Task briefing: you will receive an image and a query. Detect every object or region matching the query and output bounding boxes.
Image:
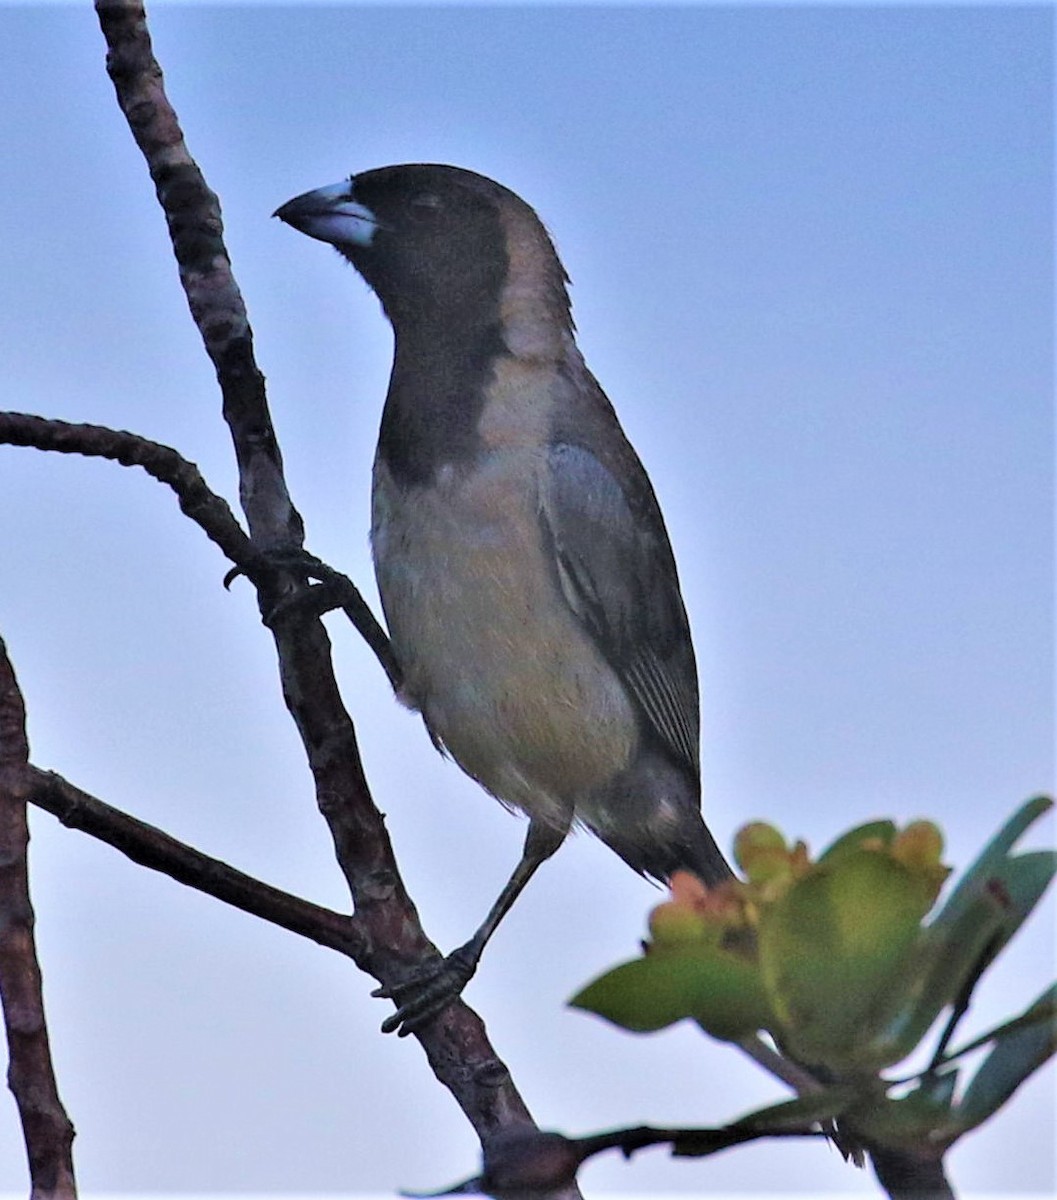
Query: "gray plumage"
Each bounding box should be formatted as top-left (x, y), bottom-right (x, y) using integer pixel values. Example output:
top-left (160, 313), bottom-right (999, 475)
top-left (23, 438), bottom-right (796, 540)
top-left (276, 164), bottom-right (730, 1032)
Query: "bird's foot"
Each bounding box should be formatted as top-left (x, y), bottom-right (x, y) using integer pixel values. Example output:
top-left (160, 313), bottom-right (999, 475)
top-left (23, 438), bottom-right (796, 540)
top-left (223, 546), bottom-right (322, 590)
top-left (226, 549), bottom-right (401, 686)
top-left (372, 943), bottom-right (480, 1037)
top-left (263, 575), bottom-right (348, 628)
top-left (225, 549), bottom-right (348, 625)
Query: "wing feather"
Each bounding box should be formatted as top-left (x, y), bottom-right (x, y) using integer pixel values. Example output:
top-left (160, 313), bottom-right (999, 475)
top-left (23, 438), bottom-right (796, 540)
top-left (540, 437), bottom-right (700, 778)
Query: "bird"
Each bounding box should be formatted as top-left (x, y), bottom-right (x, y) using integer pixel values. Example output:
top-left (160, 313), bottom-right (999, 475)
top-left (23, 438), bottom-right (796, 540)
top-left (275, 164), bottom-right (732, 1034)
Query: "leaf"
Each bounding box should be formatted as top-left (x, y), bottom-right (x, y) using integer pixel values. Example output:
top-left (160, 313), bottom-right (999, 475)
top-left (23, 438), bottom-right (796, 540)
top-left (570, 957), bottom-right (695, 1033)
top-left (848, 1070), bottom-right (958, 1150)
top-left (570, 949), bottom-right (772, 1040)
top-left (947, 984), bottom-right (1057, 1138)
top-left (865, 811), bottom-right (1055, 1066)
top-left (757, 849), bottom-right (928, 1068)
top-left (983, 849), bottom-right (1057, 960)
top-left (817, 820), bottom-right (897, 864)
top-left (928, 796), bottom-right (1052, 935)
top-left (865, 887), bottom-right (1006, 1066)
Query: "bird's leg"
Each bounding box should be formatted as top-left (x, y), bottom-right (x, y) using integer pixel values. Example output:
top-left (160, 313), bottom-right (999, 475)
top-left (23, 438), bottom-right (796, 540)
top-left (375, 817), bottom-right (567, 1036)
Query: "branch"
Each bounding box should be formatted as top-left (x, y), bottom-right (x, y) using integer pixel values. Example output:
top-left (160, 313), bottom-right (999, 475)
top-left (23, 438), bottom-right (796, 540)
top-left (0, 413), bottom-right (397, 686)
top-left (95, 0), bottom-right (300, 554)
top-left (0, 411), bottom-right (257, 572)
top-left (92, 0), bottom-right (568, 1177)
top-left (259, 552), bottom-right (403, 693)
top-left (869, 1144), bottom-right (955, 1200)
top-left (23, 766), bottom-right (364, 959)
top-left (736, 1033), bottom-right (828, 1096)
top-left (0, 638), bottom-right (77, 1199)
top-left (404, 1121), bottom-right (824, 1198)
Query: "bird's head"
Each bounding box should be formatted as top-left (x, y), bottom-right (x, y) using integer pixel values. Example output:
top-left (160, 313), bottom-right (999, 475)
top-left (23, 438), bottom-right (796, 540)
top-left (275, 163), bottom-right (572, 351)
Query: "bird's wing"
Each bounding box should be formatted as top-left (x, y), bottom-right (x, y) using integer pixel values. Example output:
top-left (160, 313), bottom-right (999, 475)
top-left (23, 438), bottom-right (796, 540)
top-left (539, 435), bottom-right (700, 777)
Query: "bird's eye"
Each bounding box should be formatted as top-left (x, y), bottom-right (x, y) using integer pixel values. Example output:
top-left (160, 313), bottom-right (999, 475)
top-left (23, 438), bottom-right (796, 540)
top-left (409, 192), bottom-right (443, 219)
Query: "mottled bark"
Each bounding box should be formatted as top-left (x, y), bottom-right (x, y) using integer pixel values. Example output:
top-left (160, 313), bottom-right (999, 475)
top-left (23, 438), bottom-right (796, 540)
top-left (0, 640), bottom-right (77, 1199)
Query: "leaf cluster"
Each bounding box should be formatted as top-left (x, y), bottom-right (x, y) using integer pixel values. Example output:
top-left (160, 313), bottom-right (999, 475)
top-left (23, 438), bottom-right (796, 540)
top-left (572, 797), bottom-right (1055, 1154)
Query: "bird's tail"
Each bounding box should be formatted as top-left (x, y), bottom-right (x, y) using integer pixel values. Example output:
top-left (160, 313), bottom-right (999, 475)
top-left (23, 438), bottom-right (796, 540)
top-left (595, 807), bottom-right (736, 888)
top-left (675, 813), bottom-right (736, 888)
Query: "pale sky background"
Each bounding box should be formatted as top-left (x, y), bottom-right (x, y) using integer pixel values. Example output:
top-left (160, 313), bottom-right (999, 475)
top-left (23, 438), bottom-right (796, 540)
top-left (0, 2), bottom-right (1053, 1197)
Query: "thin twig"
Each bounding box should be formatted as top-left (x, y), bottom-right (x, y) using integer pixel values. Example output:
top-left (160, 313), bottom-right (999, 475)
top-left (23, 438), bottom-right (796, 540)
top-left (24, 767), bottom-right (364, 959)
top-left (96, 0), bottom-right (300, 554)
top-left (404, 1121), bottom-right (825, 1198)
top-left (737, 1033), bottom-right (825, 1095)
top-left (0, 412), bottom-right (257, 572)
top-left (0, 412), bottom-right (397, 685)
top-left (0, 638), bottom-right (77, 1200)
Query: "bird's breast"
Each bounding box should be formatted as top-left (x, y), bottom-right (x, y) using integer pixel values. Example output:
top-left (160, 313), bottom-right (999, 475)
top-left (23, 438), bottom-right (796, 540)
top-left (371, 446), bottom-right (636, 818)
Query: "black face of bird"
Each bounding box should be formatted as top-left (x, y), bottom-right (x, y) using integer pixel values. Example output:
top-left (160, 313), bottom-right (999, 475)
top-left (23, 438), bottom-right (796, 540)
top-left (275, 164), bottom-right (512, 329)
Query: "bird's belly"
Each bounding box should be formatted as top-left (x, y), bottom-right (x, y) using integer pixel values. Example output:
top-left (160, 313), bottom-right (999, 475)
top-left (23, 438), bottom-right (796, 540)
top-left (372, 454), bottom-right (636, 819)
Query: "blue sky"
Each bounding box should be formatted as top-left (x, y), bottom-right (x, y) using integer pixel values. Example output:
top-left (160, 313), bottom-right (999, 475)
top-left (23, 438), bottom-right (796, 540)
top-left (0, 4), bottom-right (1053, 1196)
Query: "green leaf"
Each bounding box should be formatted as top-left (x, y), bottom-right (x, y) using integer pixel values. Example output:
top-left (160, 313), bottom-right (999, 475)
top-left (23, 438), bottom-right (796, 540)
top-left (929, 796), bottom-right (1052, 936)
top-left (984, 849), bottom-right (1057, 960)
top-left (757, 849), bottom-right (928, 1068)
top-left (865, 809), bottom-right (1055, 1066)
top-left (848, 1071), bottom-right (958, 1150)
top-left (570, 958), bottom-right (693, 1032)
top-left (817, 821), bottom-right (897, 864)
top-left (947, 984), bottom-right (1057, 1138)
top-left (570, 949), bottom-right (772, 1040)
top-left (865, 887), bottom-right (1006, 1066)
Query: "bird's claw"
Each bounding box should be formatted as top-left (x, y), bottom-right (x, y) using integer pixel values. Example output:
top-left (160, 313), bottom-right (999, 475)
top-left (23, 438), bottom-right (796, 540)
top-left (373, 946), bottom-right (479, 1036)
top-left (225, 547), bottom-right (402, 688)
top-left (228, 548), bottom-right (349, 627)
top-left (222, 548), bottom-right (327, 592)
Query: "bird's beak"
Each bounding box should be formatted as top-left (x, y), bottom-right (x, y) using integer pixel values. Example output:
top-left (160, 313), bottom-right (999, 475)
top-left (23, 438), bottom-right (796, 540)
top-left (273, 180), bottom-right (378, 248)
